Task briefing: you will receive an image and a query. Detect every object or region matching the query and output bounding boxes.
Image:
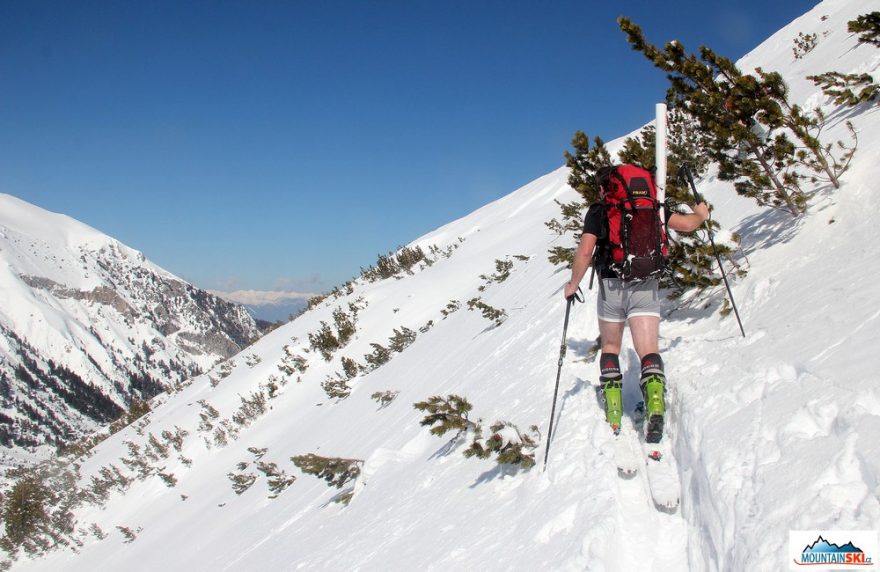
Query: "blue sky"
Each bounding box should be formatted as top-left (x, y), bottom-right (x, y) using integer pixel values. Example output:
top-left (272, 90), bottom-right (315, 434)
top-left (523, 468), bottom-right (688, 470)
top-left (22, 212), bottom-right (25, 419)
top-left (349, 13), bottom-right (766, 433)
top-left (0, 0), bottom-right (814, 296)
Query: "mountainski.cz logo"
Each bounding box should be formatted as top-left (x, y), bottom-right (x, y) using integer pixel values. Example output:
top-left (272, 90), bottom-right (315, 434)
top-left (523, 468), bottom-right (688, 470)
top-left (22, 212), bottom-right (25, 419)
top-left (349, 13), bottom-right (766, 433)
top-left (790, 531), bottom-right (877, 569)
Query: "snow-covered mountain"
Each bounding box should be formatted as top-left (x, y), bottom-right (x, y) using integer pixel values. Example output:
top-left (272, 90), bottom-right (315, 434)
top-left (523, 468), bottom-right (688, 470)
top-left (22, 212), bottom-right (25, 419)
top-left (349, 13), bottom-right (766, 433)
top-left (4, 0), bottom-right (880, 570)
top-left (0, 194), bottom-right (261, 464)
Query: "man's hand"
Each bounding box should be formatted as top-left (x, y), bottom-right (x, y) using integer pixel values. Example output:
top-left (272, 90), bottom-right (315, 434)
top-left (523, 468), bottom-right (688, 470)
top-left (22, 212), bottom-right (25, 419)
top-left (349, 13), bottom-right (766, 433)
top-left (563, 281), bottom-right (579, 300)
top-left (692, 202), bottom-right (710, 223)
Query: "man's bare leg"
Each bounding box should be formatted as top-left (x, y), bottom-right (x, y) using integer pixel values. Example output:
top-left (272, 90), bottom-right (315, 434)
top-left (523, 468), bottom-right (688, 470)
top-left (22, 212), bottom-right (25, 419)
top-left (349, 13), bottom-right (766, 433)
top-left (628, 315), bottom-right (660, 360)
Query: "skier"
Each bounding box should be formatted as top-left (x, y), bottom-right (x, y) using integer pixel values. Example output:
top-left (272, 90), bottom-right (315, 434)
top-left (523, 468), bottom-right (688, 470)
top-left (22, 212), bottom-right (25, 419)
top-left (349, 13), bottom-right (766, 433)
top-left (562, 193), bottom-right (709, 442)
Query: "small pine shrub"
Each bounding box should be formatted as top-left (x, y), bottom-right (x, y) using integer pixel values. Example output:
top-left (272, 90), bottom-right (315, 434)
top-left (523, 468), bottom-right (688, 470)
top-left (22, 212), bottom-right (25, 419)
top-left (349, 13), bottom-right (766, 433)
top-left (278, 345), bottom-right (308, 376)
top-left (146, 433), bottom-right (170, 461)
top-left (413, 395), bottom-right (478, 438)
top-left (307, 292), bottom-right (329, 311)
top-left (308, 322), bottom-right (340, 362)
top-left (89, 523), bottom-right (107, 540)
top-left (247, 447), bottom-right (268, 460)
top-left (197, 400), bottom-right (220, 433)
top-left (121, 442), bottom-right (152, 479)
top-left (321, 375), bottom-right (351, 400)
top-left (291, 454), bottom-right (363, 490)
top-left (463, 422), bottom-right (540, 470)
top-left (340, 356), bottom-right (361, 380)
top-left (440, 300), bottom-right (461, 319)
top-left (332, 307), bottom-right (356, 346)
top-left (161, 427), bottom-right (188, 453)
top-left (117, 526), bottom-right (137, 543)
top-left (546, 246), bottom-right (575, 268)
top-left (157, 471), bottom-right (177, 488)
top-left (792, 31), bottom-right (818, 59)
top-left (479, 259), bottom-right (514, 285)
top-left (217, 360), bottom-right (235, 379)
top-left (361, 246), bottom-right (428, 282)
top-left (388, 327), bottom-right (417, 353)
top-left (231, 391), bottom-right (268, 427)
top-left (466, 298), bottom-right (507, 327)
top-left (371, 390), bottom-right (400, 409)
top-left (256, 462), bottom-right (296, 498)
top-left (364, 343), bottom-right (391, 371)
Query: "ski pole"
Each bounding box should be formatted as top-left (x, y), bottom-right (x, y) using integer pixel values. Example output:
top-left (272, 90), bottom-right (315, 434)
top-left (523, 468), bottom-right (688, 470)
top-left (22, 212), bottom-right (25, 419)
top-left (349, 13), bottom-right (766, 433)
top-left (679, 163), bottom-right (746, 338)
top-left (543, 287), bottom-right (584, 472)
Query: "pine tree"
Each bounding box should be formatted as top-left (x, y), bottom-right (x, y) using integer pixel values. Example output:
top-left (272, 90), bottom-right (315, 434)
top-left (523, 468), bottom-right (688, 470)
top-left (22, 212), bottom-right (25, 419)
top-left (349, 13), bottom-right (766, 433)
top-left (755, 68), bottom-right (855, 189)
top-left (564, 131), bottom-right (613, 203)
top-left (618, 17), bottom-right (808, 216)
top-left (2, 477), bottom-right (47, 546)
top-left (849, 12), bottom-right (880, 47)
top-left (807, 72), bottom-right (879, 106)
top-left (547, 133), bottom-right (612, 267)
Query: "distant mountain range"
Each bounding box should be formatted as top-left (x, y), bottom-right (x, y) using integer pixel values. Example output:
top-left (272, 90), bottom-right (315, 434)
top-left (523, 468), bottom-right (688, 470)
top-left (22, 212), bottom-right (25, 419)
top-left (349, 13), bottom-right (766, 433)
top-left (210, 290), bottom-right (311, 323)
top-left (0, 193), bottom-right (261, 465)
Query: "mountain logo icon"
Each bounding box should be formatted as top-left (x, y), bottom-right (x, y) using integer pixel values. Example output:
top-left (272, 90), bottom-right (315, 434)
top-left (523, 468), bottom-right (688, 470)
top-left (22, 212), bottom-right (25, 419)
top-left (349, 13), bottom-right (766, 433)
top-left (791, 532), bottom-right (876, 568)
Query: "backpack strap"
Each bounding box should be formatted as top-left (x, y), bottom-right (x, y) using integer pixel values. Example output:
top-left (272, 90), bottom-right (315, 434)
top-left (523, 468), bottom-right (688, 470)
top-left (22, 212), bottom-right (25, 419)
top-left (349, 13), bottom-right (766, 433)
top-left (609, 168), bottom-right (637, 210)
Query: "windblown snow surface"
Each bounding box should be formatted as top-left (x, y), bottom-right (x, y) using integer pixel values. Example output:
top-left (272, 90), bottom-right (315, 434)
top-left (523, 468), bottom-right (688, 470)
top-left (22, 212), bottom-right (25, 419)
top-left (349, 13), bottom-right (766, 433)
top-left (11, 0), bottom-right (880, 570)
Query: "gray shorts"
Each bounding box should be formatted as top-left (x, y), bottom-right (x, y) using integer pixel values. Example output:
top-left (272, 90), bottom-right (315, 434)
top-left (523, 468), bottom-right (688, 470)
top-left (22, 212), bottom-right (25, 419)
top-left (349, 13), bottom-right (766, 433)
top-left (597, 278), bottom-right (661, 323)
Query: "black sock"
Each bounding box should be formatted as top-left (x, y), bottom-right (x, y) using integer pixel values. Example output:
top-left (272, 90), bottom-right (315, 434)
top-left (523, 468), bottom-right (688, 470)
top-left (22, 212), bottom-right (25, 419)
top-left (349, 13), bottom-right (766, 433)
top-left (600, 353), bottom-right (622, 381)
top-left (640, 353), bottom-right (664, 379)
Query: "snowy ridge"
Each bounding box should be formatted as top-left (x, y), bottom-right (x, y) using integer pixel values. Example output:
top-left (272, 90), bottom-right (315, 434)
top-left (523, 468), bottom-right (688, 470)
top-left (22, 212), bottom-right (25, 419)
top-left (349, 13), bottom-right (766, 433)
top-left (0, 193), bottom-right (260, 464)
top-left (7, 0), bottom-right (880, 570)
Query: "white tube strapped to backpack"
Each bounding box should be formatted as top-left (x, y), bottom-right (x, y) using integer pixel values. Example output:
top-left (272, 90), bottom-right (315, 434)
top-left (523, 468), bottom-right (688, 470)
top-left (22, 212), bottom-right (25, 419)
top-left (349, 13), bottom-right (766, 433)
top-left (655, 103), bottom-right (667, 223)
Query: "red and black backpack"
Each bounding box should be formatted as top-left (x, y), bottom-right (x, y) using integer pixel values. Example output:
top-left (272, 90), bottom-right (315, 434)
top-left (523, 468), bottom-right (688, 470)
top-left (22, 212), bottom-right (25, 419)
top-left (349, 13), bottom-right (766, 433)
top-left (594, 164), bottom-right (669, 281)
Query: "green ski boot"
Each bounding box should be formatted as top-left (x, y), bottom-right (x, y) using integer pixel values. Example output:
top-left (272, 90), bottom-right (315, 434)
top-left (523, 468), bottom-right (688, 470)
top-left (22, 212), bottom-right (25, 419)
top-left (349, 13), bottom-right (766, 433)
top-left (640, 374), bottom-right (666, 443)
top-left (600, 377), bottom-right (623, 434)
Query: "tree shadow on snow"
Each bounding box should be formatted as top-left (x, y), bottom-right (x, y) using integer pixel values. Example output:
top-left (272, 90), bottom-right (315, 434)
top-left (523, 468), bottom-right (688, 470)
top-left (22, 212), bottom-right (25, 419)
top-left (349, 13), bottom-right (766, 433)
top-left (429, 434), bottom-right (468, 460)
top-left (824, 98), bottom-right (879, 128)
top-left (469, 463), bottom-right (531, 487)
top-left (567, 336), bottom-right (601, 362)
top-left (735, 205), bottom-right (805, 254)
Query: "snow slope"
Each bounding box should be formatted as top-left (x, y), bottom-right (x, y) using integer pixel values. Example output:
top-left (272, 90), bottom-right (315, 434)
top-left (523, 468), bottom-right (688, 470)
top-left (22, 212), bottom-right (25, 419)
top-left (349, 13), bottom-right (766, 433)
top-left (6, 0), bottom-right (879, 570)
top-left (0, 193), bottom-right (260, 464)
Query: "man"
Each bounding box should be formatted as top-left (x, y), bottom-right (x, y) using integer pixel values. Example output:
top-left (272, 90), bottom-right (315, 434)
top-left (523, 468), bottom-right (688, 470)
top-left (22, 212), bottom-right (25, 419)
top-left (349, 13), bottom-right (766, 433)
top-left (563, 199), bottom-right (709, 442)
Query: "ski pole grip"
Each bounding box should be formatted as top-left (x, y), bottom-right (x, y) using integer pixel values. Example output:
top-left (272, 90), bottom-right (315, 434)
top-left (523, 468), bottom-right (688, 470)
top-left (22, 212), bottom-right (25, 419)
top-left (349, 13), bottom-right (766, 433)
top-left (566, 286), bottom-right (585, 304)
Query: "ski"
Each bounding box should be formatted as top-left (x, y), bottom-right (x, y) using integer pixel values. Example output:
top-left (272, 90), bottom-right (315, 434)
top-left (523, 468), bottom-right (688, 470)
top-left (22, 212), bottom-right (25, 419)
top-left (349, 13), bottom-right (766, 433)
top-left (635, 402), bottom-right (681, 510)
top-left (611, 429), bottom-right (639, 477)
